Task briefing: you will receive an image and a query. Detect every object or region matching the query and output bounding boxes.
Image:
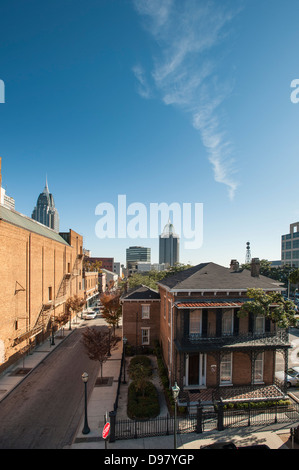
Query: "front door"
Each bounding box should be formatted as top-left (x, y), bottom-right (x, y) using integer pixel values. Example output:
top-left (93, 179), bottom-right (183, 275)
top-left (189, 354), bottom-right (199, 385)
top-left (188, 353), bottom-right (206, 386)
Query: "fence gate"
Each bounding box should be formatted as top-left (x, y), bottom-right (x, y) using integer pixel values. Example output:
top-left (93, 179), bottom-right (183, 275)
top-left (201, 408), bottom-right (218, 432)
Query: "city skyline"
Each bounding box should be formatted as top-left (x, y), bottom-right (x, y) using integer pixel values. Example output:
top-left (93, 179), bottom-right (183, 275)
top-left (0, 1), bottom-right (299, 267)
top-left (31, 177), bottom-right (60, 232)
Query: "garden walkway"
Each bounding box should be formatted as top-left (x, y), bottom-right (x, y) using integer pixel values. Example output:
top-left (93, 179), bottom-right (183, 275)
top-left (115, 354), bottom-right (169, 420)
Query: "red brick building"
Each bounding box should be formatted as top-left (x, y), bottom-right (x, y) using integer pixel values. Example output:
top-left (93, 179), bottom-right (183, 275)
top-left (121, 259), bottom-right (291, 405)
top-left (0, 204), bottom-right (85, 371)
top-left (87, 257), bottom-right (114, 272)
top-left (121, 285), bottom-right (160, 350)
top-left (84, 271), bottom-right (99, 307)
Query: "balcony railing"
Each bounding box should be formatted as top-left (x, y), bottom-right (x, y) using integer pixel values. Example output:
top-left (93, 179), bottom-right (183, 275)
top-left (177, 329), bottom-right (290, 350)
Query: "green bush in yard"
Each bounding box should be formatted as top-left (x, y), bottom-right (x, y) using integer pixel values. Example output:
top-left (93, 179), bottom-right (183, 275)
top-left (129, 355), bottom-right (152, 374)
top-left (127, 380), bottom-right (160, 419)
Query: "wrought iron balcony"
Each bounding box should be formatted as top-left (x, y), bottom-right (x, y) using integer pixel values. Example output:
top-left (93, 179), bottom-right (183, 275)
top-left (175, 329), bottom-right (290, 352)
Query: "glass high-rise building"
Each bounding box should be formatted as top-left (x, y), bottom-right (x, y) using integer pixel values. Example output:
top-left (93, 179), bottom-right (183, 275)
top-left (159, 220), bottom-right (179, 267)
top-left (126, 246), bottom-right (151, 275)
top-left (32, 179), bottom-right (59, 232)
top-left (281, 222), bottom-right (299, 268)
top-left (126, 246), bottom-right (151, 265)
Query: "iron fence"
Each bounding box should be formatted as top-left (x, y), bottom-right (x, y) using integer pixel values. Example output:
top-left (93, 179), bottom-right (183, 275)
top-left (114, 414), bottom-right (198, 440)
top-left (111, 402), bottom-right (299, 441)
top-left (224, 403), bottom-right (299, 429)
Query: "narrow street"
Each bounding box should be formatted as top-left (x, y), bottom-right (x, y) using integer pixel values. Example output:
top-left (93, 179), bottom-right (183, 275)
top-left (0, 323), bottom-right (102, 449)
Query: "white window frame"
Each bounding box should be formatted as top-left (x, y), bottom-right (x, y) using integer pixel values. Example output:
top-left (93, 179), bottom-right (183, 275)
top-left (222, 309), bottom-right (234, 336)
top-left (253, 352), bottom-right (264, 383)
top-left (255, 315), bottom-right (265, 334)
top-left (141, 328), bottom-right (150, 345)
top-left (141, 304), bottom-right (150, 319)
top-left (220, 352), bottom-right (233, 385)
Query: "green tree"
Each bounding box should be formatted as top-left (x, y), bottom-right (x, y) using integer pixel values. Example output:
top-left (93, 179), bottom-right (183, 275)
top-left (126, 264), bottom-right (193, 291)
top-left (241, 260), bottom-right (296, 288)
top-left (129, 362), bottom-right (152, 397)
top-left (238, 288), bottom-right (297, 328)
top-left (289, 268), bottom-right (299, 286)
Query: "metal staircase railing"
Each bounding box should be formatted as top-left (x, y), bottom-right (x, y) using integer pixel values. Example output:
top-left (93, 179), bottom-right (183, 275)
top-left (13, 253), bottom-right (83, 345)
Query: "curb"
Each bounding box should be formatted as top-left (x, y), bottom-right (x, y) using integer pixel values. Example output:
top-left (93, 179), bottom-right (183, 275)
top-left (0, 325), bottom-right (77, 403)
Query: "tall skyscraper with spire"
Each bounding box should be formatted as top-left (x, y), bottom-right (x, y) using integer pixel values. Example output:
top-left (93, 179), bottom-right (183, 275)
top-left (31, 178), bottom-right (59, 232)
top-left (159, 219), bottom-right (180, 266)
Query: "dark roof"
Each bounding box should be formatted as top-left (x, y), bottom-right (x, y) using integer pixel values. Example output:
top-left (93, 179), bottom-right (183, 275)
top-left (0, 205), bottom-right (69, 246)
top-left (122, 285), bottom-right (160, 300)
top-left (158, 262), bottom-right (284, 291)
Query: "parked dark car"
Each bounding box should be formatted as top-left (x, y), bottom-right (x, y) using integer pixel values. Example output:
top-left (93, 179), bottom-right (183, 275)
top-left (200, 441), bottom-right (270, 449)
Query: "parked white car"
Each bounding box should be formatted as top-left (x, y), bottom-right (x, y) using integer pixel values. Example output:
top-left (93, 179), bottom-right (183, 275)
top-left (275, 367), bottom-right (299, 388)
top-left (84, 311), bottom-right (97, 320)
top-left (82, 308), bottom-right (96, 319)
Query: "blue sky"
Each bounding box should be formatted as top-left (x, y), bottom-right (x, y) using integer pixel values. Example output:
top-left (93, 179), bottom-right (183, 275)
top-left (1, 0), bottom-right (299, 267)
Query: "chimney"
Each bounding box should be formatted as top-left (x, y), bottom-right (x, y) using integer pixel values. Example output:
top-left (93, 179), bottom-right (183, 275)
top-left (230, 259), bottom-right (239, 272)
top-left (251, 258), bottom-right (260, 277)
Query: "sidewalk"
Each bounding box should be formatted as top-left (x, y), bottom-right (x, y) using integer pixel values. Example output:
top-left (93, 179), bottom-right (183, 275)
top-left (0, 318), bottom-right (297, 450)
top-left (0, 323), bottom-right (77, 403)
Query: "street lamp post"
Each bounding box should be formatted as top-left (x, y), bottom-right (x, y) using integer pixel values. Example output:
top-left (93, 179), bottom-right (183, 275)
top-left (82, 372), bottom-right (90, 435)
top-left (172, 382), bottom-right (180, 450)
top-left (122, 336), bottom-right (127, 384)
top-left (51, 326), bottom-right (55, 346)
top-left (107, 327), bottom-right (111, 357)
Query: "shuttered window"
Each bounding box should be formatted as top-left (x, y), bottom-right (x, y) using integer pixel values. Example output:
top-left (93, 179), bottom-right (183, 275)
top-left (220, 353), bottom-right (232, 384)
top-left (222, 310), bottom-right (233, 335)
top-left (189, 310), bottom-right (201, 334)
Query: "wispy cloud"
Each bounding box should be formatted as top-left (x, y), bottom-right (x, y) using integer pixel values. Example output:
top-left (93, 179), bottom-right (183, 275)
top-left (132, 0), bottom-right (241, 199)
top-left (132, 64), bottom-right (152, 99)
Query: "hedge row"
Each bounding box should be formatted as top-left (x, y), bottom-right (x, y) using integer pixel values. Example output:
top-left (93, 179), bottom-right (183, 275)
top-left (216, 399), bottom-right (291, 411)
top-left (153, 341), bottom-right (175, 413)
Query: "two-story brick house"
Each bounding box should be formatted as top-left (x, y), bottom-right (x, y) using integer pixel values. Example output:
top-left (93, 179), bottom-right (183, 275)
top-left (121, 285), bottom-right (161, 350)
top-left (157, 259), bottom-right (290, 406)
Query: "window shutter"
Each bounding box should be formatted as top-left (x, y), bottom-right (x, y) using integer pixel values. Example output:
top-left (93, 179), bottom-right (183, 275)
top-left (248, 312), bottom-right (254, 333)
top-left (216, 309), bottom-right (222, 337)
top-left (183, 310), bottom-right (189, 336)
top-left (234, 310), bottom-right (239, 336)
top-left (265, 317), bottom-right (271, 332)
top-left (202, 310), bottom-right (208, 337)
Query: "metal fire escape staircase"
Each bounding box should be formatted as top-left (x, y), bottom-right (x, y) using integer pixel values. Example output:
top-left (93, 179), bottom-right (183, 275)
top-left (13, 254), bottom-right (83, 345)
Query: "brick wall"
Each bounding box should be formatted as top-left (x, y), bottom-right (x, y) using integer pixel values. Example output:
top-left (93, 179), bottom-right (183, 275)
top-left (0, 219), bottom-right (84, 369)
top-left (122, 299), bottom-right (160, 349)
top-left (84, 271), bottom-right (99, 300)
top-left (157, 287), bottom-right (279, 389)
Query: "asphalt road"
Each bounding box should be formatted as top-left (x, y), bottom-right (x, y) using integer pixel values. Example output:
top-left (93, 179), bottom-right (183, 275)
top-left (0, 323), bottom-right (102, 449)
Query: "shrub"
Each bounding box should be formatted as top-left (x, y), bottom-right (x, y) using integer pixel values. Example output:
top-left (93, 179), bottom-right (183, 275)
top-left (127, 381), bottom-right (160, 419)
top-left (222, 399), bottom-right (291, 410)
top-left (129, 355), bottom-right (152, 372)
